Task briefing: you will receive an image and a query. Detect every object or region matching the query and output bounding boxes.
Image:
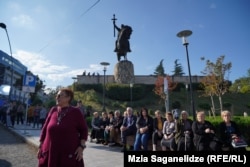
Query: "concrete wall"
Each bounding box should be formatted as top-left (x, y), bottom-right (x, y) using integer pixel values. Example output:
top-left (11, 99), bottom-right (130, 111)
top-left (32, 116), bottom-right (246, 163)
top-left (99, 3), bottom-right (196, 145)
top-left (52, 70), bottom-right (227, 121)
top-left (76, 75), bottom-right (204, 85)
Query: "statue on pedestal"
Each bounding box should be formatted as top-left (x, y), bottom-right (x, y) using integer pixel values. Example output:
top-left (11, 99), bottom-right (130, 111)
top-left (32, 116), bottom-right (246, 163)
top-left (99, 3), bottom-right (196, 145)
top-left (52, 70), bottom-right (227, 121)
top-left (112, 14), bottom-right (134, 84)
top-left (112, 14), bottom-right (132, 62)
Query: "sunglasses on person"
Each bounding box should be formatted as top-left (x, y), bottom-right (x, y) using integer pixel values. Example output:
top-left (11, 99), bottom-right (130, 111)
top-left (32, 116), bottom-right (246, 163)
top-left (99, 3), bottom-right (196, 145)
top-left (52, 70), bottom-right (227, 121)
top-left (56, 94), bottom-right (67, 98)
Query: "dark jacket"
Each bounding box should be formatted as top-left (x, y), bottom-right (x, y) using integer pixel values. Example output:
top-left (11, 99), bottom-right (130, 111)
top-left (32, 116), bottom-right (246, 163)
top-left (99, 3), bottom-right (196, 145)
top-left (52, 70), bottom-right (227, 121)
top-left (113, 115), bottom-right (123, 129)
top-left (136, 115), bottom-right (154, 134)
top-left (219, 121), bottom-right (241, 145)
top-left (122, 114), bottom-right (137, 131)
top-left (100, 117), bottom-right (109, 129)
top-left (91, 116), bottom-right (101, 130)
top-left (175, 118), bottom-right (193, 144)
top-left (192, 120), bottom-right (217, 147)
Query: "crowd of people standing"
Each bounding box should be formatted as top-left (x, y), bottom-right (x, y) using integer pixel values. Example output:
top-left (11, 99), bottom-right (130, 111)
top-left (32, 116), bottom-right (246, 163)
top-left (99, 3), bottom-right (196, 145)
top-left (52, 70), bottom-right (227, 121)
top-left (0, 101), bottom-right (48, 129)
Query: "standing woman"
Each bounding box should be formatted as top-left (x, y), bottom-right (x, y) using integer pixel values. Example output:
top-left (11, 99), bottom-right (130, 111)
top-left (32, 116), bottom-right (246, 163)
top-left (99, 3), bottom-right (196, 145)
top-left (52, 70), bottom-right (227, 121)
top-left (133, 107), bottom-right (153, 151)
top-left (38, 88), bottom-right (88, 167)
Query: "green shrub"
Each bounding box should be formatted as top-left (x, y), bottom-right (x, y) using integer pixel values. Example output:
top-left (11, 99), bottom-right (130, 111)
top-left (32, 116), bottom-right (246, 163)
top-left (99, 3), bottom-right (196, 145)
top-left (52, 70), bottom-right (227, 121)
top-left (105, 83), bottom-right (149, 101)
top-left (207, 116), bottom-right (250, 145)
top-left (86, 116), bottom-right (92, 128)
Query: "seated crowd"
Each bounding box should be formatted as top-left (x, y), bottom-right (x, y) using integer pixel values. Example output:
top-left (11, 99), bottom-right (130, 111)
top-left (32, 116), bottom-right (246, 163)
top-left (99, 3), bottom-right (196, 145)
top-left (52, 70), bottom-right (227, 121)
top-left (90, 107), bottom-right (247, 151)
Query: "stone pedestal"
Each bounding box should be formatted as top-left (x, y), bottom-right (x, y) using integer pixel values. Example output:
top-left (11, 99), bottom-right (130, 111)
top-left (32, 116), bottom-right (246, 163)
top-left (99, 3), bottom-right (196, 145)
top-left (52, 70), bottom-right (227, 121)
top-left (114, 60), bottom-right (134, 84)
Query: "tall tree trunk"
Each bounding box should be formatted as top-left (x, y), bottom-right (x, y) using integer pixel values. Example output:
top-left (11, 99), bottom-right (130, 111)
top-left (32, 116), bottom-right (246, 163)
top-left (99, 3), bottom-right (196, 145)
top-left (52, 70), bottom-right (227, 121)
top-left (165, 97), bottom-right (169, 112)
top-left (219, 95), bottom-right (223, 113)
top-left (210, 95), bottom-right (216, 117)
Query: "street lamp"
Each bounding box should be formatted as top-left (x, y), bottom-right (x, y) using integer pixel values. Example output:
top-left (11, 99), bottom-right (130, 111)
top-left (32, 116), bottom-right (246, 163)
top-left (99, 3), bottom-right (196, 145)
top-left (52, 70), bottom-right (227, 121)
top-left (185, 83), bottom-right (189, 114)
top-left (177, 30), bottom-right (196, 121)
top-left (129, 82), bottom-right (133, 106)
top-left (0, 23), bottom-right (14, 101)
top-left (100, 62), bottom-right (110, 111)
top-left (164, 77), bottom-right (169, 112)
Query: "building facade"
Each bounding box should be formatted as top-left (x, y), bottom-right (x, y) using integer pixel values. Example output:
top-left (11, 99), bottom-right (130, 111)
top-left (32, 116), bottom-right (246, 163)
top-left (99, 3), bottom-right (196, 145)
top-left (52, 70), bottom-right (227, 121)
top-left (0, 50), bottom-right (28, 102)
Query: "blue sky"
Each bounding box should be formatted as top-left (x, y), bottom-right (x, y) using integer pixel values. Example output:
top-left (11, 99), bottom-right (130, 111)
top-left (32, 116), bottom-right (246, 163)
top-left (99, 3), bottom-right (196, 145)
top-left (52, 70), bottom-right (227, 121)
top-left (0, 0), bottom-right (249, 89)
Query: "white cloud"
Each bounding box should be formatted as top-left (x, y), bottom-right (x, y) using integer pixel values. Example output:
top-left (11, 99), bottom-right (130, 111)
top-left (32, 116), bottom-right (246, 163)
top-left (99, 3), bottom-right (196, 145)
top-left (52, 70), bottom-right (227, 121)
top-left (13, 50), bottom-right (102, 89)
top-left (12, 14), bottom-right (34, 28)
top-left (15, 50), bottom-right (68, 73)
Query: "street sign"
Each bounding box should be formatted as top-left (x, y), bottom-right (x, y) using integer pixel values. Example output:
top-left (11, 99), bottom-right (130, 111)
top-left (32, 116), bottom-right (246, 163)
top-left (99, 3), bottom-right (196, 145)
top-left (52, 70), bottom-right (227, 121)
top-left (22, 74), bottom-right (36, 93)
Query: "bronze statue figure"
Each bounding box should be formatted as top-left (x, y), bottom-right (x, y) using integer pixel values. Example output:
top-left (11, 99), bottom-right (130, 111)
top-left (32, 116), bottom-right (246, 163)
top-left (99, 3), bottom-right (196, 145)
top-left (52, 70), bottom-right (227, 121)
top-left (112, 15), bottom-right (132, 61)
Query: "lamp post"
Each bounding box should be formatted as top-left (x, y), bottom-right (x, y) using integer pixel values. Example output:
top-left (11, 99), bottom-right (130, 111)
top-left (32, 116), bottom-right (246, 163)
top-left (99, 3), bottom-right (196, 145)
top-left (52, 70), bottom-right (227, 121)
top-left (100, 62), bottom-right (110, 111)
top-left (129, 82), bottom-right (133, 106)
top-left (177, 30), bottom-right (196, 121)
top-left (0, 23), bottom-right (13, 101)
top-left (185, 83), bottom-right (189, 114)
top-left (164, 77), bottom-right (169, 112)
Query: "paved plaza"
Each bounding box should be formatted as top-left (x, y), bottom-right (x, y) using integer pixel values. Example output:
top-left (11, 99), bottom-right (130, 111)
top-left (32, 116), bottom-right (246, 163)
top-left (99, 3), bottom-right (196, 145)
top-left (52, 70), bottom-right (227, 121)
top-left (4, 124), bottom-right (124, 167)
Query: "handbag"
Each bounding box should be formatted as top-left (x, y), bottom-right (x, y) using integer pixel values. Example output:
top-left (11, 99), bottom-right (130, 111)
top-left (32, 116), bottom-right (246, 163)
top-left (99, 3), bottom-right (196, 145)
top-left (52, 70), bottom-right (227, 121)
top-left (231, 137), bottom-right (248, 148)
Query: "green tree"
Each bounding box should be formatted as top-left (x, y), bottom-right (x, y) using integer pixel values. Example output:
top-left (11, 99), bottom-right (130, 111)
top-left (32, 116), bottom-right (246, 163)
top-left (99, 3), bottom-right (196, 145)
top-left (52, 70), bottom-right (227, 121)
top-left (154, 59), bottom-right (165, 76)
top-left (200, 74), bottom-right (217, 117)
top-left (201, 55), bottom-right (232, 114)
top-left (230, 68), bottom-right (250, 93)
top-left (172, 59), bottom-right (185, 76)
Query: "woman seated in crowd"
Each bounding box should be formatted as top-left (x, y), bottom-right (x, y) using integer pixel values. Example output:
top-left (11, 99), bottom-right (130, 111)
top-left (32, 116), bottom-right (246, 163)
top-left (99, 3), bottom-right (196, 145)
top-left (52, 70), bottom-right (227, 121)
top-left (152, 110), bottom-right (165, 151)
top-left (103, 111), bottom-right (115, 145)
top-left (109, 110), bottom-right (124, 146)
top-left (192, 111), bottom-right (221, 151)
top-left (175, 110), bottom-right (193, 151)
top-left (161, 112), bottom-right (176, 151)
top-left (90, 112), bottom-right (101, 142)
top-left (133, 107), bottom-right (153, 151)
top-left (219, 110), bottom-right (246, 151)
top-left (97, 112), bottom-right (109, 144)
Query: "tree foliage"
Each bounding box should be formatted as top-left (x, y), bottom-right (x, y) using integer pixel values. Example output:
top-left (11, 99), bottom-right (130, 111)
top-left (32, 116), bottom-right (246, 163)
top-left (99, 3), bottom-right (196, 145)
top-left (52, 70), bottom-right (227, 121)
top-left (200, 55), bottom-right (232, 113)
top-left (154, 59), bottom-right (165, 76)
top-left (230, 68), bottom-right (250, 93)
top-left (172, 59), bottom-right (185, 76)
top-left (153, 75), bottom-right (177, 104)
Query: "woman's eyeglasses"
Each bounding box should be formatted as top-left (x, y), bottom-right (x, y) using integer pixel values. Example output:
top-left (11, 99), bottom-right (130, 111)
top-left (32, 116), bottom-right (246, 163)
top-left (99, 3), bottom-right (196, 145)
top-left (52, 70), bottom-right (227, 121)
top-left (56, 94), bottom-right (67, 98)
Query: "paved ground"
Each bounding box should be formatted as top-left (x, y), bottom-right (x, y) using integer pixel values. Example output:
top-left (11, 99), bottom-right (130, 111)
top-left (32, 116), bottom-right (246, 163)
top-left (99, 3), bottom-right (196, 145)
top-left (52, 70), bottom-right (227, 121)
top-left (0, 123), bottom-right (123, 167)
top-left (0, 125), bottom-right (38, 167)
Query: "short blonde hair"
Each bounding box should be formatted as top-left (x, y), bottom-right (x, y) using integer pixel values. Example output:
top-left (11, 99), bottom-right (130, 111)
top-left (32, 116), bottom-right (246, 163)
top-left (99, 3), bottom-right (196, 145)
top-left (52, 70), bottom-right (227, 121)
top-left (155, 110), bottom-right (161, 115)
top-left (196, 111), bottom-right (205, 117)
top-left (93, 112), bottom-right (99, 116)
top-left (221, 110), bottom-right (231, 118)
